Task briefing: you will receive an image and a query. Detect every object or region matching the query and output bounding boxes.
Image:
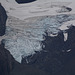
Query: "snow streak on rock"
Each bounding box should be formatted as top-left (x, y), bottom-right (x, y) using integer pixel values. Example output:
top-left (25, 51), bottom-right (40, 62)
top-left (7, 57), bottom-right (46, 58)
top-left (63, 33), bottom-right (68, 41)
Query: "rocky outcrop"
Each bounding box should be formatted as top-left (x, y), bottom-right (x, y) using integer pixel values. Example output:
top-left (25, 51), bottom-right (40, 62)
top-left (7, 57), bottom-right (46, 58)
top-left (0, 3), bottom-right (7, 36)
top-left (0, 44), bottom-right (16, 75)
top-left (15, 0), bottom-right (36, 4)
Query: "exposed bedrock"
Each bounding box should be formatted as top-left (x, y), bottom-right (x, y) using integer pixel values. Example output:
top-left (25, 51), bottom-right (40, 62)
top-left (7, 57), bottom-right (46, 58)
top-left (0, 44), bottom-right (17, 75)
top-left (15, 0), bottom-right (36, 4)
top-left (0, 4), bottom-right (7, 36)
top-left (22, 26), bottom-right (75, 75)
top-left (66, 7), bottom-right (72, 11)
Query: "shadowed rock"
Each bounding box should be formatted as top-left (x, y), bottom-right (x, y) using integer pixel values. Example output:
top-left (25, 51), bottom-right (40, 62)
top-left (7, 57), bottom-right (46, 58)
top-left (0, 44), bottom-right (16, 75)
top-left (0, 3), bottom-right (7, 36)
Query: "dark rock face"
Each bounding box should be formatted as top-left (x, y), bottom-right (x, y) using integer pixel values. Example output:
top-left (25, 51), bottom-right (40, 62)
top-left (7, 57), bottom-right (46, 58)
top-left (22, 26), bottom-right (75, 75)
top-left (15, 0), bottom-right (36, 4)
top-left (0, 4), bottom-right (7, 36)
top-left (66, 7), bottom-right (72, 11)
top-left (0, 44), bottom-right (16, 75)
top-left (10, 64), bottom-right (50, 75)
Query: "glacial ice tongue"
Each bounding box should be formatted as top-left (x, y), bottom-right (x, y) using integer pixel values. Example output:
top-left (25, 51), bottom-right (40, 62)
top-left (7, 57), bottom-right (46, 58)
top-left (5, 37), bottom-right (42, 63)
top-left (4, 14), bottom-right (75, 63)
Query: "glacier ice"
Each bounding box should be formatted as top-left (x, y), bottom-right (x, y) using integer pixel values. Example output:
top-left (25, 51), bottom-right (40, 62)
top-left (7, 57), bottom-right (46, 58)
top-left (4, 14), bottom-right (75, 63)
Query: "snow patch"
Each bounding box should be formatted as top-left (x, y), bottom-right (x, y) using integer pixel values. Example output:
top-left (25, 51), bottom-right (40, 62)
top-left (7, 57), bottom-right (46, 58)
top-left (67, 49), bottom-right (71, 52)
top-left (59, 20), bottom-right (75, 30)
top-left (63, 32), bottom-right (68, 41)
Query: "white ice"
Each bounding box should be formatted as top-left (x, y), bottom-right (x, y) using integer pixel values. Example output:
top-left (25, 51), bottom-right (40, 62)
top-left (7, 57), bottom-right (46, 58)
top-left (0, 0), bottom-right (73, 20)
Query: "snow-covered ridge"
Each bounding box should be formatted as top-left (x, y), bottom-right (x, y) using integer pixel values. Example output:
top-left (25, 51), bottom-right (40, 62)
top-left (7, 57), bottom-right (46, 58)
top-left (0, 0), bottom-right (72, 20)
